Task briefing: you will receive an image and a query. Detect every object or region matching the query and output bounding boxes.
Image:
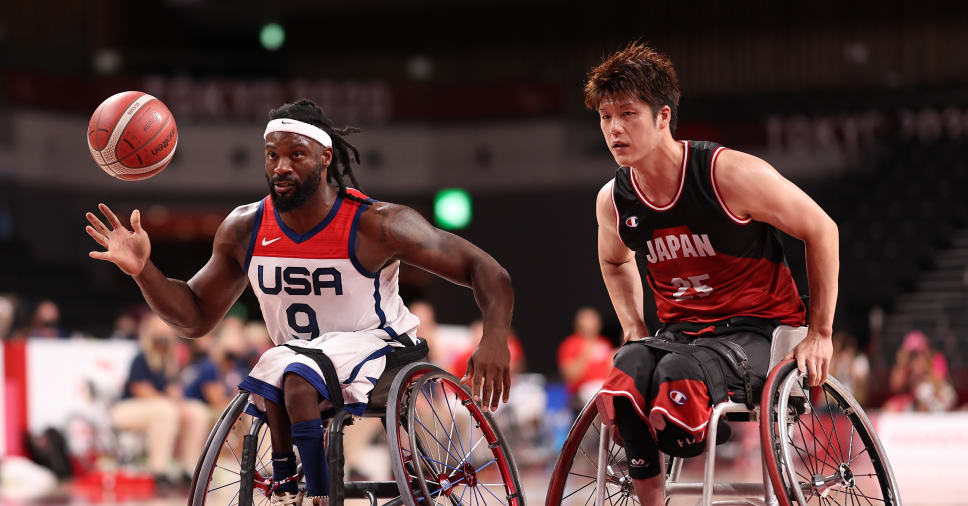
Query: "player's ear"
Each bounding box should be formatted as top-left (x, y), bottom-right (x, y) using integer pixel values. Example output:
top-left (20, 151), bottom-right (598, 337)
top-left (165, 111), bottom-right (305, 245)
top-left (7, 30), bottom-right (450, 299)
top-left (656, 105), bottom-right (672, 130)
top-left (320, 146), bottom-right (333, 168)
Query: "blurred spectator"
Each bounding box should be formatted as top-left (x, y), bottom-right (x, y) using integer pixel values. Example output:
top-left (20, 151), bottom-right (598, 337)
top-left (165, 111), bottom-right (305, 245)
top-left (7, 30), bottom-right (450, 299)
top-left (25, 299), bottom-right (66, 338)
top-left (110, 314), bottom-right (210, 485)
top-left (109, 311), bottom-right (141, 341)
top-left (0, 295), bottom-right (16, 339)
top-left (182, 328), bottom-right (249, 414)
top-left (450, 320), bottom-right (525, 379)
top-left (557, 307), bottom-right (614, 406)
top-left (884, 330), bottom-right (956, 412)
top-left (409, 300), bottom-right (445, 365)
top-left (830, 331), bottom-right (870, 406)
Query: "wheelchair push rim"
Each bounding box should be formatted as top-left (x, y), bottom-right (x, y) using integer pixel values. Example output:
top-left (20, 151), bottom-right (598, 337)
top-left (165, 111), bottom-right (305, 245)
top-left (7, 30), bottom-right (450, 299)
top-left (545, 396), bottom-right (638, 506)
top-left (189, 392), bottom-right (281, 506)
top-left (761, 360), bottom-right (900, 506)
top-left (399, 366), bottom-right (524, 506)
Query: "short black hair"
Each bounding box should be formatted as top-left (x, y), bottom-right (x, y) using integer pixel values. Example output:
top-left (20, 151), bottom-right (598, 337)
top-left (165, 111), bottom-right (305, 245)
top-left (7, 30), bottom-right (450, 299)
top-left (269, 99), bottom-right (364, 200)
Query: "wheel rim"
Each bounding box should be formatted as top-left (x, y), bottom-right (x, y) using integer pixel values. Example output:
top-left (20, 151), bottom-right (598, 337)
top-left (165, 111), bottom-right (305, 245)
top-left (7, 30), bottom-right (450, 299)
top-left (545, 398), bottom-right (639, 506)
top-left (197, 405), bottom-right (277, 506)
top-left (407, 373), bottom-right (522, 506)
top-left (389, 364), bottom-right (447, 506)
top-left (774, 370), bottom-right (899, 505)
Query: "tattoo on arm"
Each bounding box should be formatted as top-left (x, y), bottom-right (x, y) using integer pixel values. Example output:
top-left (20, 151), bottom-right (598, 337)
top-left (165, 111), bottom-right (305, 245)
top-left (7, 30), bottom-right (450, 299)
top-left (378, 206), bottom-right (440, 252)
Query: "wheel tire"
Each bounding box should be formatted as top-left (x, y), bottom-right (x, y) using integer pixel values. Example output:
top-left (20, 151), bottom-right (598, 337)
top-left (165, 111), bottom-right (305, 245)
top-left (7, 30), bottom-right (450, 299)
top-left (545, 396), bottom-right (639, 506)
top-left (188, 392), bottom-right (275, 506)
top-left (761, 359), bottom-right (901, 506)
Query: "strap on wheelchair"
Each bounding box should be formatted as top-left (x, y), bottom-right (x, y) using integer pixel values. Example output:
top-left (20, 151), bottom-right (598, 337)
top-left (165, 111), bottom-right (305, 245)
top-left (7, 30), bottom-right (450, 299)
top-left (631, 338), bottom-right (732, 405)
top-left (384, 338), bottom-right (429, 370)
top-left (282, 344), bottom-right (345, 411)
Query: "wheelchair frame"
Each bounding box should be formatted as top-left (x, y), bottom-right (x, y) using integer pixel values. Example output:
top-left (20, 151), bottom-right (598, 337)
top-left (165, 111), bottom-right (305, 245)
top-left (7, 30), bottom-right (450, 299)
top-left (555, 325), bottom-right (899, 506)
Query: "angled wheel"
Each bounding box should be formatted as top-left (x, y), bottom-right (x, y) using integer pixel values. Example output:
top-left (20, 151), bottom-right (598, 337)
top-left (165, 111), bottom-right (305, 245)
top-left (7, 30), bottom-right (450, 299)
top-left (188, 392), bottom-right (287, 506)
top-left (761, 359), bottom-right (901, 506)
top-left (388, 362), bottom-right (524, 506)
top-left (545, 396), bottom-right (639, 506)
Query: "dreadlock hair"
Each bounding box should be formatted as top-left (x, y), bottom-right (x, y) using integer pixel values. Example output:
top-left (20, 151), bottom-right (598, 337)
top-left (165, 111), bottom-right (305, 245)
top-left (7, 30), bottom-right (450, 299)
top-left (268, 99), bottom-right (369, 204)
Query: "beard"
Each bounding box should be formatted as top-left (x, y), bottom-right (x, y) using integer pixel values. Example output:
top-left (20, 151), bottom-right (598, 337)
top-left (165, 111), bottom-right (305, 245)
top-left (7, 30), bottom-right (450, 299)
top-left (266, 163), bottom-right (324, 212)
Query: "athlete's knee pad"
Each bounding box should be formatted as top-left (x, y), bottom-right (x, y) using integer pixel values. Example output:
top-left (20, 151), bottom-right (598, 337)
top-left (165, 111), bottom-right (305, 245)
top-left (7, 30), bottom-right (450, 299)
top-left (613, 398), bottom-right (661, 480)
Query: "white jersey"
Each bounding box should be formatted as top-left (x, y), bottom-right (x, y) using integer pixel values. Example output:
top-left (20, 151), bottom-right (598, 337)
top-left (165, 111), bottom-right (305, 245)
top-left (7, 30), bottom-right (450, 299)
top-left (244, 190), bottom-right (419, 347)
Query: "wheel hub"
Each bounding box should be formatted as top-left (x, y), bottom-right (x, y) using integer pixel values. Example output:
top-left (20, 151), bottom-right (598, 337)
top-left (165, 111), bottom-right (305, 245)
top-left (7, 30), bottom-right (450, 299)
top-left (838, 463), bottom-right (856, 488)
top-left (437, 462), bottom-right (478, 496)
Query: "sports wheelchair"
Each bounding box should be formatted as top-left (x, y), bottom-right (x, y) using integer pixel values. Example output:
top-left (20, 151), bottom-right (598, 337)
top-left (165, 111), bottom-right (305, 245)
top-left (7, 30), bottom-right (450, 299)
top-left (188, 338), bottom-right (524, 506)
top-left (546, 326), bottom-right (901, 506)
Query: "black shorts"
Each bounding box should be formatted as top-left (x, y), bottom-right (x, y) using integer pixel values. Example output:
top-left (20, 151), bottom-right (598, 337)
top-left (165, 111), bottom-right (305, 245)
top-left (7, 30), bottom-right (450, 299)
top-left (599, 318), bottom-right (773, 458)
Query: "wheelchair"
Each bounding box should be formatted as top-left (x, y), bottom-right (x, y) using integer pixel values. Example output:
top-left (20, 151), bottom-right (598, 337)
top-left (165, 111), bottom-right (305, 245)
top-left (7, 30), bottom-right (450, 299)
top-left (545, 326), bottom-right (901, 506)
top-left (188, 338), bottom-right (524, 506)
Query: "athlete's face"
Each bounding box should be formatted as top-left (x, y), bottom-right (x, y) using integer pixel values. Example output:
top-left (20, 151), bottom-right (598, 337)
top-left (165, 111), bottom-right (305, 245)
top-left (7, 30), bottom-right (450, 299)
top-left (264, 132), bottom-right (332, 212)
top-left (598, 95), bottom-right (667, 167)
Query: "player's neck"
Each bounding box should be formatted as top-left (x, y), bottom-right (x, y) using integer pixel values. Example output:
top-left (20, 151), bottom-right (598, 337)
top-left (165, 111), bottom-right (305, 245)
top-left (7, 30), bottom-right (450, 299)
top-left (628, 137), bottom-right (684, 203)
top-left (276, 185), bottom-right (340, 234)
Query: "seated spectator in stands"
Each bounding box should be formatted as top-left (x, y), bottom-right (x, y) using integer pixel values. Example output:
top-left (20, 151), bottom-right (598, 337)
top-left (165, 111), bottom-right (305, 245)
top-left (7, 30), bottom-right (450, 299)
top-left (409, 300), bottom-right (447, 366)
top-left (110, 314), bottom-right (210, 485)
top-left (109, 310), bottom-right (141, 341)
top-left (830, 331), bottom-right (870, 406)
top-left (451, 320), bottom-right (525, 379)
top-left (884, 329), bottom-right (955, 412)
top-left (182, 330), bottom-right (248, 414)
top-left (25, 299), bottom-right (66, 338)
top-left (0, 295), bottom-right (15, 339)
top-left (557, 307), bottom-right (615, 406)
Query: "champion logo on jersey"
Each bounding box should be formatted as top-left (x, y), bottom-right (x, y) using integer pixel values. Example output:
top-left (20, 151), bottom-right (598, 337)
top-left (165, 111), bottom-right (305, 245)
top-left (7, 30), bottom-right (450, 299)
top-left (669, 390), bottom-right (687, 405)
top-left (625, 216), bottom-right (639, 228)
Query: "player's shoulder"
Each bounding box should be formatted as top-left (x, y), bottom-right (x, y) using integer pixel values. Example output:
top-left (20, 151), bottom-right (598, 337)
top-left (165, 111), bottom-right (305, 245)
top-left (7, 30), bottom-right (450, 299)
top-left (217, 199), bottom-right (264, 247)
top-left (713, 148), bottom-right (777, 185)
top-left (595, 178), bottom-right (617, 215)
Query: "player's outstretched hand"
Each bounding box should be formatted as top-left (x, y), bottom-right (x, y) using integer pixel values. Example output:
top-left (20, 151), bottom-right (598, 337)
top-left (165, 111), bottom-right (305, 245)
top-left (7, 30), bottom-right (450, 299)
top-left (85, 203), bottom-right (151, 276)
top-left (461, 340), bottom-right (511, 413)
top-left (784, 331), bottom-right (833, 387)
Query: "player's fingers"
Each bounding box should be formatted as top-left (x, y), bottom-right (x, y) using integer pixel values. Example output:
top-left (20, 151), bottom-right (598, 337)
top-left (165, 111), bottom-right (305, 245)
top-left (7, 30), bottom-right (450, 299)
top-left (85, 226), bottom-right (109, 248)
top-left (470, 362), bottom-right (484, 404)
top-left (86, 212), bottom-right (110, 235)
top-left (807, 358), bottom-right (819, 387)
top-left (89, 250), bottom-right (111, 261)
top-left (99, 203), bottom-right (123, 230)
top-left (503, 368), bottom-right (511, 403)
top-left (480, 369), bottom-right (493, 410)
top-left (783, 351), bottom-right (794, 360)
top-left (460, 360), bottom-right (474, 386)
top-left (795, 351), bottom-right (807, 377)
top-left (131, 209), bottom-right (144, 234)
top-left (489, 369), bottom-right (503, 412)
top-left (820, 358), bottom-right (830, 385)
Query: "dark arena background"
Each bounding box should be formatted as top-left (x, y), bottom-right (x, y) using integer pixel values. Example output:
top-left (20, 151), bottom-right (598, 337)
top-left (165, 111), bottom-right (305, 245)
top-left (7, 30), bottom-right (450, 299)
top-left (1, 1), bottom-right (966, 504)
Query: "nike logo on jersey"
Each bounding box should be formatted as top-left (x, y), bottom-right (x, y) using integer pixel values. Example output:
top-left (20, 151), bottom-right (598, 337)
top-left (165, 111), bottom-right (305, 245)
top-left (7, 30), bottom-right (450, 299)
top-left (262, 237), bottom-right (281, 246)
top-left (644, 233), bottom-right (716, 264)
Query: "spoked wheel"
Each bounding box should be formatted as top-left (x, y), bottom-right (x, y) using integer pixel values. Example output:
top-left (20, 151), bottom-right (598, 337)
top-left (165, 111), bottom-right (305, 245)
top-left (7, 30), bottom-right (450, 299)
top-left (189, 392), bottom-right (289, 506)
top-left (388, 362), bottom-right (524, 506)
top-left (545, 396), bottom-right (639, 506)
top-left (761, 360), bottom-right (901, 506)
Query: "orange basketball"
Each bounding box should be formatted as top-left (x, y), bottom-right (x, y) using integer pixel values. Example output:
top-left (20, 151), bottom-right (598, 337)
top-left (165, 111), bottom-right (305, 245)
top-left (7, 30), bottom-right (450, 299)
top-left (87, 91), bottom-right (178, 181)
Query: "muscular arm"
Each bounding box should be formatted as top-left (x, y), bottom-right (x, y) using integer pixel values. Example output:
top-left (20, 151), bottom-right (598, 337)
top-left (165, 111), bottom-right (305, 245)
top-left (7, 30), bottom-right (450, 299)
top-left (357, 202), bottom-right (513, 410)
top-left (132, 205), bottom-right (255, 337)
top-left (715, 149), bottom-right (839, 385)
top-left (596, 181), bottom-right (649, 341)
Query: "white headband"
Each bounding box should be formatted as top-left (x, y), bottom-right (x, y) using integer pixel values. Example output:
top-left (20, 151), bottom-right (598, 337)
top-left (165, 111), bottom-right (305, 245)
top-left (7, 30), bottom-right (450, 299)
top-left (264, 118), bottom-right (333, 148)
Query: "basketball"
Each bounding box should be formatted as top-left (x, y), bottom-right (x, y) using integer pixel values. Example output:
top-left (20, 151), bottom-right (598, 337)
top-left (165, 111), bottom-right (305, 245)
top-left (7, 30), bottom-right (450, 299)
top-left (86, 91), bottom-right (178, 181)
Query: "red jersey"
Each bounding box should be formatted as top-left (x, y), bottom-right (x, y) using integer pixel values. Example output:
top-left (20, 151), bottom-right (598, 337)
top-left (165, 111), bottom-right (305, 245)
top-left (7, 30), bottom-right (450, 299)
top-left (610, 140), bottom-right (806, 325)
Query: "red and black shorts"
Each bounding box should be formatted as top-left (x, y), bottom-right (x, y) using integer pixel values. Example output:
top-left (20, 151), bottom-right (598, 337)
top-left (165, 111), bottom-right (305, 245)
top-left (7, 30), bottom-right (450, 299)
top-left (599, 317), bottom-right (774, 469)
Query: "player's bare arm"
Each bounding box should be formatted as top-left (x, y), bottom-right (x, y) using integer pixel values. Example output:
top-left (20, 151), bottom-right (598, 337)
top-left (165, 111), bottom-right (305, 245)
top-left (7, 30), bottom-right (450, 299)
top-left (714, 149), bottom-right (839, 386)
top-left (85, 202), bottom-right (257, 337)
top-left (356, 202), bottom-right (514, 411)
top-left (596, 180), bottom-right (648, 341)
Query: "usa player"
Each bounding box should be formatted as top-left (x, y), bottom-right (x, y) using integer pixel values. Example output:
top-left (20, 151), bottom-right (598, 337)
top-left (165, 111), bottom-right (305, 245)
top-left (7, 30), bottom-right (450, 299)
top-left (588, 43), bottom-right (838, 504)
top-left (84, 99), bottom-right (514, 505)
